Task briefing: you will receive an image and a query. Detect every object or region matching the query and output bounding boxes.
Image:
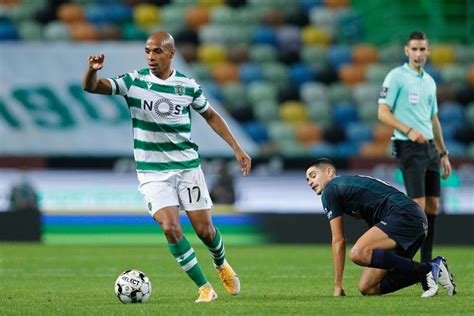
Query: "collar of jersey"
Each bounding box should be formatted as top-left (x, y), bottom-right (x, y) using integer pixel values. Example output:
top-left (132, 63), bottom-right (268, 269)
top-left (403, 63), bottom-right (424, 78)
top-left (149, 68), bottom-right (175, 82)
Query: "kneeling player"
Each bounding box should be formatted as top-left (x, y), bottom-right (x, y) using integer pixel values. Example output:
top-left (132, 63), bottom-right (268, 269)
top-left (306, 158), bottom-right (456, 297)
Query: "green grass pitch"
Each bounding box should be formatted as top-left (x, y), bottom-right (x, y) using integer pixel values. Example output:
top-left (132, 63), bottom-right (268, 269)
top-left (1, 244), bottom-right (473, 315)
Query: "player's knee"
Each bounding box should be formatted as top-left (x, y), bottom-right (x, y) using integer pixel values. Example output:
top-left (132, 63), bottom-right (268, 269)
top-left (196, 225), bottom-right (215, 243)
top-left (358, 283), bottom-right (378, 296)
top-left (349, 247), bottom-right (368, 266)
top-left (161, 222), bottom-right (182, 243)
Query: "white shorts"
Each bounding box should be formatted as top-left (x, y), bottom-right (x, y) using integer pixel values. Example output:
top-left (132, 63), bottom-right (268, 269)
top-left (137, 167), bottom-right (213, 217)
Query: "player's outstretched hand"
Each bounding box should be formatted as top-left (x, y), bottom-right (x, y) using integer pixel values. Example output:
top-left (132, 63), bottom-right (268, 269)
top-left (88, 54), bottom-right (105, 71)
top-left (334, 286), bottom-right (346, 297)
top-left (236, 149), bottom-right (251, 176)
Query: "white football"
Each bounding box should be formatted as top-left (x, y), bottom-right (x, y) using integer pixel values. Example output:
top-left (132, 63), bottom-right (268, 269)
top-left (114, 269), bottom-right (152, 304)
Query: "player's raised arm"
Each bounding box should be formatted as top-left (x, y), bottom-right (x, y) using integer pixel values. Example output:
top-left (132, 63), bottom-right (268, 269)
top-left (329, 216), bottom-right (346, 296)
top-left (200, 106), bottom-right (252, 176)
top-left (82, 54), bottom-right (112, 95)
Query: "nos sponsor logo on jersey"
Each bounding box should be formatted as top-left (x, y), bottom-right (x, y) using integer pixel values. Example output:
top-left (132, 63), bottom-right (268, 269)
top-left (143, 99), bottom-right (181, 117)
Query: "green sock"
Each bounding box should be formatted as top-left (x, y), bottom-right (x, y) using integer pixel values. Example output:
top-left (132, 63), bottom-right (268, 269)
top-left (168, 236), bottom-right (208, 288)
top-left (203, 226), bottom-right (226, 268)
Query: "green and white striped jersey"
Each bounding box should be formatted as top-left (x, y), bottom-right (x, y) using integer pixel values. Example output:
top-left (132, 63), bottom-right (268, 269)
top-left (107, 68), bottom-right (209, 172)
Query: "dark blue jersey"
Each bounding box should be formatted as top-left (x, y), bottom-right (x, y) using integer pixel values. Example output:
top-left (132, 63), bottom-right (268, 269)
top-left (321, 175), bottom-right (418, 226)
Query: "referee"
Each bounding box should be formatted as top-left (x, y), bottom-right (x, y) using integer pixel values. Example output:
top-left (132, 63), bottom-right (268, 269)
top-left (378, 31), bottom-right (451, 263)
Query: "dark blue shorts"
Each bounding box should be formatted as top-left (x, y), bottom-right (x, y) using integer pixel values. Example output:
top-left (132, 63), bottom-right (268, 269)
top-left (375, 206), bottom-right (428, 258)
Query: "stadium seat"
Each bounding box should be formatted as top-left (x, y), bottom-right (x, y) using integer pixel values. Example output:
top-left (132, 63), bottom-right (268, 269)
top-left (276, 25), bottom-right (302, 53)
top-left (160, 5), bottom-right (187, 33)
top-left (309, 7), bottom-right (338, 30)
top-left (220, 82), bottom-right (248, 111)
top-left (289, 63), bottom-right (315, 88)
top-left (189, 62), bottom-right (212, 81)
top-left (430, 44), bottom-right (455, 67)
top-left (365, 64), bottom-right (391, 84)
top-left (327, 45), bottom-right (352, 70)
top-left (438, 102), bottom-right (464, 126)
top-left (294, 122), bottom-right (323, 147)
top-left (338, 10), bottom-right (363, 44)
top-left (306, 101), bottom-right (332, 127)
top-left (372, 123), bottom-right (393, 144)
top-left (466, 102), bottom-right (474, 126)
top-left (251, 26), bottom-right (278, 47)
top-left (57, 3), bottom-right (84, 24)
top-left (468, 65), bottom-right (474, 88)
top-left (199, 24), bottom-right (227, 44)
top-left (99, 24), bottom-right (122, 41)
top-left (444, 140), bottom-right (466, 157)
top-left (197, 43), bottom-right (226, 66)
top-left (186, 6), bottom-right (210, 31)
top-left (308, 142), bottom-right (336, 157)
top-left (301, 25), bottom-right (330, 46)
top-left (200, 80), bottom-right (222, 101)
top-left (239, 63), bottom-right (264, 84)
top-left (440, 65), bottom-right (467, 87)
top-left (378, 43), bottom-right (404, 64)
top-left (334, 141), bottom-right (360, 157)
top-left (352, 83), bottom-right (380, 107)
top-left (253, 100), bottom-right (280, 123)
top-left (328, 83), bottom-right (352, 104)
top-left (332, 102), bottom-right (358, 127)
top-left (301, 45), bottom-right (328, 69)
top-left (120, 22), bottom-right (147, 41)
top-left (247, 82), bottom-right (279, 104)
top-left (280, 101), bottom-right (308, 124)
top-left (267, 121), bottom-right (296, 143)
top-left (299, 0), bottom-right (324, 12)
top-left (18, 21), bottom-right (42, 40)
top-left (359, 142), bottom-right (390, 157)
top-left (300, 81), bottom-right (328, 105)
top-left (325, 0), bottom-right (349, 8)
top-left (261, 63), bottom-right (290, 88)
top-left (423, 64), bottom-right (443, 84)
top-left (70, 22), bottom-right (100, 41)
top-left (43, 21), bottom-right (70, 41)
top-left (133, 4), bottom-right (160, 30)
top-left (226, 45), bottom-right (249, 63)
top-left (212, 62), bottom-right (240, 84)
top-left (242, 121), bottom-right (269, 145)
top-left (338, 64), bottom-right (365, 86)
top-left (467, 143), bottom-right (474, 158)
top-left (358, 102), bottom-right (379, 125)
top-left (346, 122), bottom-right (373, 143)
top-left (249, 44), bottom-right (277, 63)
top-left (0, 20), bottom-right (18, 40)
top-left (198, 0), bottom-right (225, 8)
top-left (261, 9), bottom-right (285, 27)
top-left (352, 44), bottom-right (379, 65)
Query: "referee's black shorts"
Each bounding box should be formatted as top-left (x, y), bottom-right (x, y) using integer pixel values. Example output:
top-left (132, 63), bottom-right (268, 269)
top-left (394, 140), bottom-right (441, 198)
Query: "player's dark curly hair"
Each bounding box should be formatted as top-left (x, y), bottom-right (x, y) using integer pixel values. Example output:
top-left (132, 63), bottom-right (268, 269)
top-left (307, 158), bottom-right (337, 171)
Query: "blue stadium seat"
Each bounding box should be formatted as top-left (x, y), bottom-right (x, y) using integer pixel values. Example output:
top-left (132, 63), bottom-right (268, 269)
top-left (327, 45), bottom-right (352, 70)
top-left (242, 121), bottom-right (269, 145)
top-left (439, 102), bottom-right (464, 125)
top-left (239, 63), bottom-right (264, 84)
top-left (0, 21), bottom-right (19, 40)
top-left (335, 142), bottom-right (361, 157)
top-left (251, 26), bottom-right (278, 47)
top-left (309, 142), bottom-right (336, 157)
top-left (346, 122), bottom-right (373, 142)
top-left (289, 63), bottom-right (315, 88)
top-left (332, 102), bottom-right (358, 127)
top-left (299, 0), bottom-right (324, 11)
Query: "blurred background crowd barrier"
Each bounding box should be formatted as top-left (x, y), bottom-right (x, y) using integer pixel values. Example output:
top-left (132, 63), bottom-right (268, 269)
top-left (0, 0), bottom-right (473, 244)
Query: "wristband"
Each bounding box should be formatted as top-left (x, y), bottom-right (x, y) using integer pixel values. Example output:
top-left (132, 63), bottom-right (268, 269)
top-left (406, 127), bottom-right (413, 136)
top-left (440, 150), bottom-right (449, 158)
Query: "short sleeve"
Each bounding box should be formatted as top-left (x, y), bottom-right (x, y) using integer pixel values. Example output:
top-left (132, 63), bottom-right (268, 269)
top-left (321, 183), bottom-right (343, 221)
top-left (378, 69), bottom-right (400, 108)
top-left (191, 83), bottom-right (210, 113)
top-left (431, 84), bottom-right (438, 116)
top-left (107, 71), bottom-right (138, 96)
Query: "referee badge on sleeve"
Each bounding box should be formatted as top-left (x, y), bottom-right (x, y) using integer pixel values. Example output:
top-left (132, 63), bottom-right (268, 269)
top-left (379, 87), bottom-right (388, 98)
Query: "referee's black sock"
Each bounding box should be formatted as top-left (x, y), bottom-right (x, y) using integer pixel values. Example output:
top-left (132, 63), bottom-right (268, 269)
top-left (420, 214), bottom-right (436, 263)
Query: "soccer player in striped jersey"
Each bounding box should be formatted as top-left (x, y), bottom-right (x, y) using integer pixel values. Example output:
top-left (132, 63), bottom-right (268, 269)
top-left (83, 32), bottom-right (252, 303)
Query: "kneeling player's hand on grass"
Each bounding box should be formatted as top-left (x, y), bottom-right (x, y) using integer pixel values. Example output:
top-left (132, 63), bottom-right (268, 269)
top-left (334, 286), bottom-right (346, 297)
